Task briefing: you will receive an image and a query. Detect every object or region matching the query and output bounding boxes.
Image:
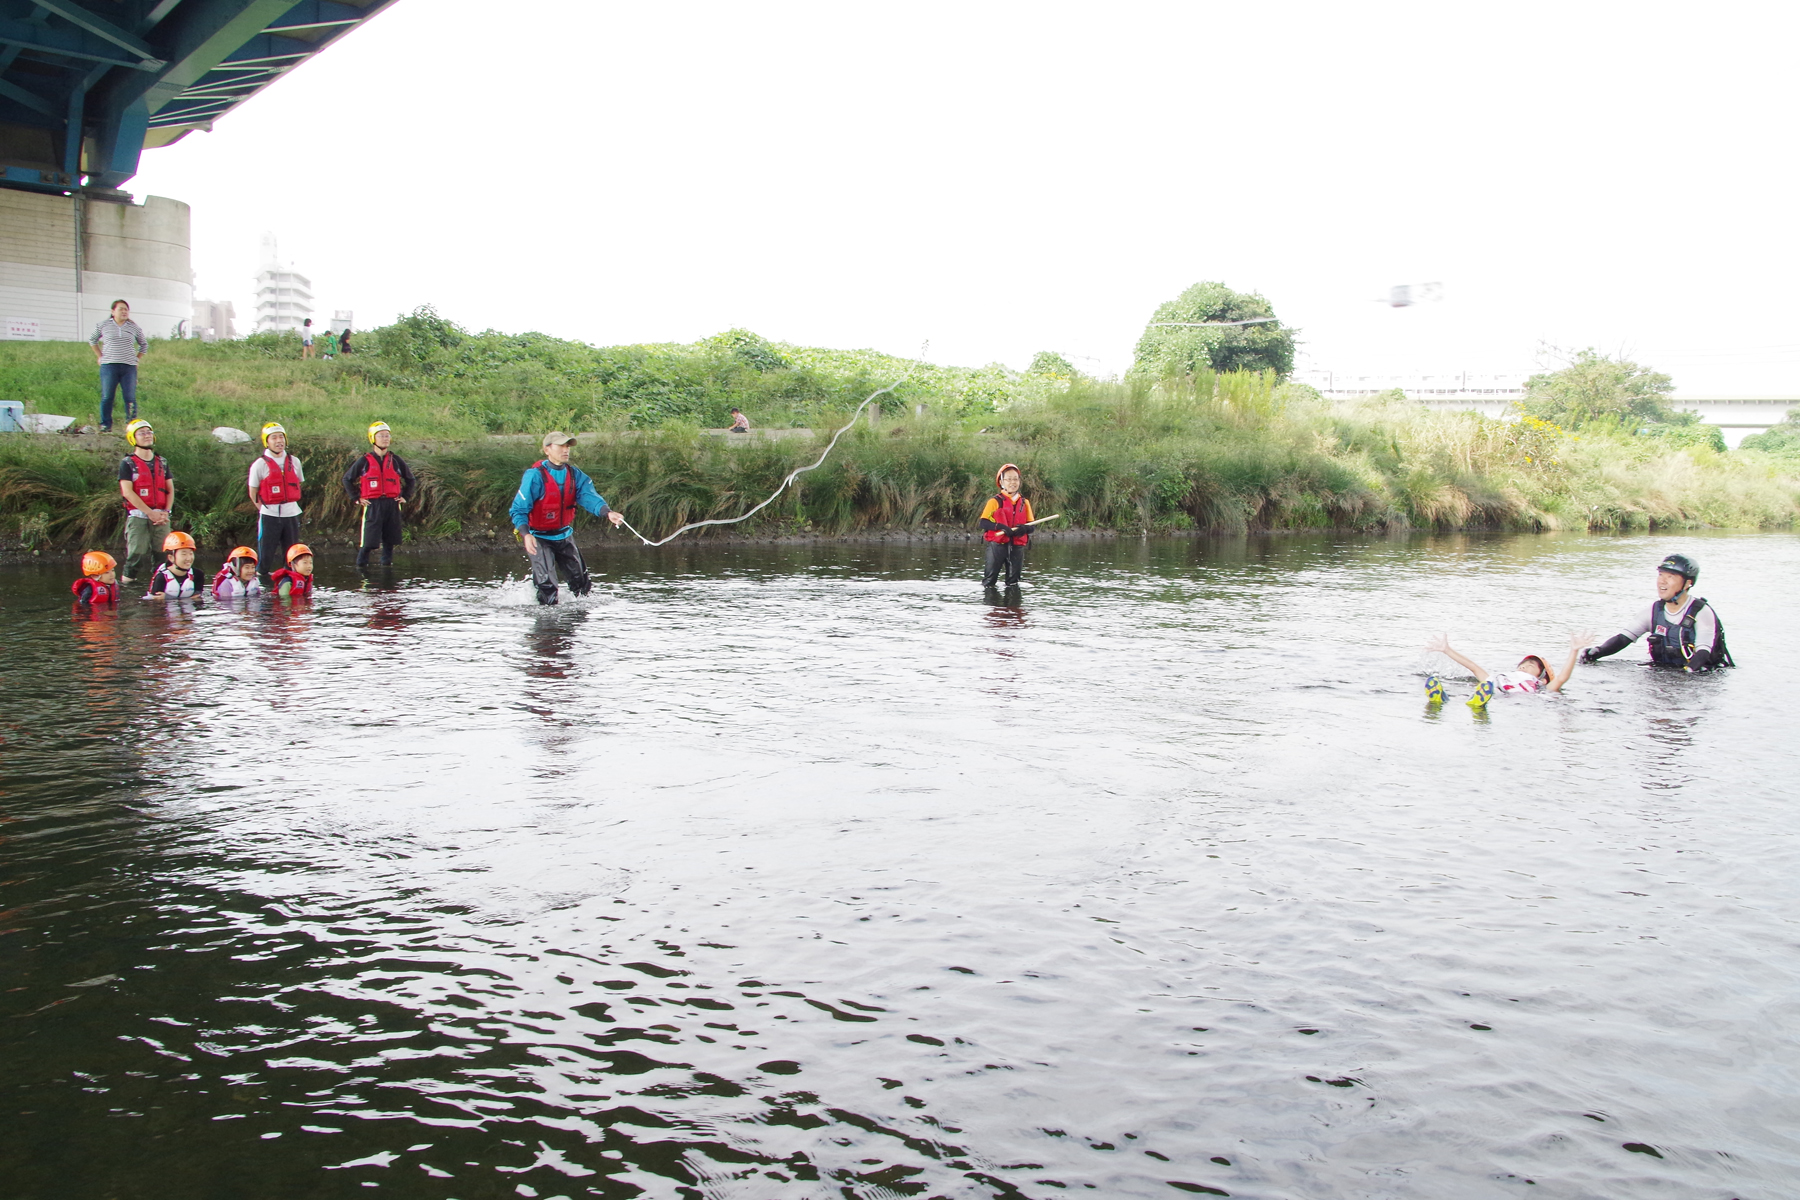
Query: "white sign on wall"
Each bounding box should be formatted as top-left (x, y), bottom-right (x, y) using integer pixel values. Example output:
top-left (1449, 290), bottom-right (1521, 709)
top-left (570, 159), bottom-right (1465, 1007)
top-left (5, 317), bottom-right (41, 340)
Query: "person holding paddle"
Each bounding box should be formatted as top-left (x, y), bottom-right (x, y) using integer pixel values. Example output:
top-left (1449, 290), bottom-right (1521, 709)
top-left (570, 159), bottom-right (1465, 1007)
top-left (979, 463), bottom-right (1034, 590)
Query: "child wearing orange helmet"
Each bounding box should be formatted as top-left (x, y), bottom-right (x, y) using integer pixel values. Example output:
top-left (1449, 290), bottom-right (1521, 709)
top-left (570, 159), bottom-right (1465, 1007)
top-left (145, 530), bottom-right (202, 599)
top-left (269, 543), bottom-right (315, 598)
top-left (212, 546), bottom-right (262, 599)
top-left (72, 551), bottom-right (120, 605)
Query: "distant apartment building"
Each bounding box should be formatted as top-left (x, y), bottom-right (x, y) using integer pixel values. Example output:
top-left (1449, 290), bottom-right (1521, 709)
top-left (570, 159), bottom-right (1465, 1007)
top-left (252, 232), bottom-right (312, 334)
top-left (192, 298), bottom-right (236, 341)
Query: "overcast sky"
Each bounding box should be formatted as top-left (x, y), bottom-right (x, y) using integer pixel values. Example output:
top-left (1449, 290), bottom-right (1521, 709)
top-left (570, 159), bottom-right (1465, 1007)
top-left (131, 0), bottom-right (1799, 394)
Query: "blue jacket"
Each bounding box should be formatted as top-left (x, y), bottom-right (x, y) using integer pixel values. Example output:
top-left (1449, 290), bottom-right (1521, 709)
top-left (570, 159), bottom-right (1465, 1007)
top-left (510, 461), bottom-right (610, 541)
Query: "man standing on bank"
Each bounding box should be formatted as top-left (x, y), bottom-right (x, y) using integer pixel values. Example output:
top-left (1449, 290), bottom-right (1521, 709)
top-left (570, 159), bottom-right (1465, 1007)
top-left (342, 421), bottom-right (416, 568)
top-left (91, 299), bottom-right (147, 433)
top-left (117, 418), bottom-right (172, 586)
top-left (509, 432), bottom-right (625, 605)
top-left (247, 422), bottom-right (305, 580)
top-left (1582, 552), bottom-right (1734, 670)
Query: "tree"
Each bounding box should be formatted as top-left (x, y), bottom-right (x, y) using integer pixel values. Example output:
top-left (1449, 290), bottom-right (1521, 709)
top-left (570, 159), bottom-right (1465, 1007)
top-left (1520, 350), bottom-right (1678, 429)
top-left (1738, 407), bottom-right (1800, 455)
top-left (1028, 351), bottom-right (1078, 379)
top-left (1129, 281), bottom-right (1295, 378)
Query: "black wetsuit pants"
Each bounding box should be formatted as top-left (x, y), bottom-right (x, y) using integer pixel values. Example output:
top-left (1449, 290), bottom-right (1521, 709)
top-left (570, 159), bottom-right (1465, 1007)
top-left (983, 541), bottom-right (1024, 588)
top-left (357, 498), bottom-right (403, 567)
top-left (257, 513), bottom-right (302, 582)
top-left (527, 535), bottom-right (591, 605)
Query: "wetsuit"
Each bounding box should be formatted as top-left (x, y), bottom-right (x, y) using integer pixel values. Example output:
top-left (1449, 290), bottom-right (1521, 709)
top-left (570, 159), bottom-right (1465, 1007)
top-left (342, 450), bottom-right (417, 567)
top-left (508, 461), bottom-right (613, 605)
top-left (1584, 595), bottom-right (1732, 670)
top-left (979, 492), bottom-right (1034, 588)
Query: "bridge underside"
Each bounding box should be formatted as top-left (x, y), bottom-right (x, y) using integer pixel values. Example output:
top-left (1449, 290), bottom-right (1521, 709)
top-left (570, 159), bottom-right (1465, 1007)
top-left (0, 0), bottom-right (394, 194)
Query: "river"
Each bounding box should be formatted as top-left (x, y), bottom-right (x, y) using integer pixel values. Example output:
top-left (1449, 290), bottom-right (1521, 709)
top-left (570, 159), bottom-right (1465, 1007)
top-left (2, 531), bottom-right (1795, 1199)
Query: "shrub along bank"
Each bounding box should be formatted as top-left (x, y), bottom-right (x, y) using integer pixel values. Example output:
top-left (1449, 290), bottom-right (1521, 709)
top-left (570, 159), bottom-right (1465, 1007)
top-left (2, 365), bottom-right (1795, 554)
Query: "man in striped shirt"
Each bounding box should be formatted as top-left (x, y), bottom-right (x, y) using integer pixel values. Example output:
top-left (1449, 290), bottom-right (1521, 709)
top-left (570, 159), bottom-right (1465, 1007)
top-left (90, 299), bottom-right (147, 432)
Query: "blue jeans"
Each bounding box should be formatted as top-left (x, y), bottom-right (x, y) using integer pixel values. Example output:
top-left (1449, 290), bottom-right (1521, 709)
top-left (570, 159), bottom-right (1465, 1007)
top-left (99, 362), bottom-right (137, 429)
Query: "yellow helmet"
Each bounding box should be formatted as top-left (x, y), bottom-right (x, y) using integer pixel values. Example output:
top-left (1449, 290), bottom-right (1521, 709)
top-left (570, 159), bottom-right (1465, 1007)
top-left (261, 421), bottom-right (287, 447)
top-left (367, 420), bottom-right (392, 445)
top-left (123, 417), bottom-right (153, 444)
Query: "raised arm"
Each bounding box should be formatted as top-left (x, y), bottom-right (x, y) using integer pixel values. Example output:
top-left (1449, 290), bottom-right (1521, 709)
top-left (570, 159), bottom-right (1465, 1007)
top-left (1546, 629), bottom-right (1594, 693)
top-left (1425, 633), bottom-right (1488, 682)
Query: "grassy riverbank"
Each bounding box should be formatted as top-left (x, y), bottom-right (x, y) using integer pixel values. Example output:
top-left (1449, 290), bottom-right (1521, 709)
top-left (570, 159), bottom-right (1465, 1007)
top-left (3, 329), bottom-right (1798, 553)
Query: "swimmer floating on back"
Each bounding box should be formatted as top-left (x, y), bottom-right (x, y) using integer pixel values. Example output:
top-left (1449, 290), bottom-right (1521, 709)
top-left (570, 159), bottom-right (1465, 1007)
top-left (1424, 630), bottom-right (1594, 708)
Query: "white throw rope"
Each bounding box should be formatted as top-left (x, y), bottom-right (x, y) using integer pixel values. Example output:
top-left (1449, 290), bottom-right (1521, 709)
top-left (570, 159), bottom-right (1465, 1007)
top-left (616, 346), bottom-right (928, 548)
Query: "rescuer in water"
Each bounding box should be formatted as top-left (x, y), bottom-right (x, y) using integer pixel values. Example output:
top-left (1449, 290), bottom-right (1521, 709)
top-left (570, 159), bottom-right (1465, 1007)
top-left (341, 420), bottom-right (417, 569)
top-left (1581, 553), bottom-right (1733, 671)
top-left (978, 463), bottom-right (1034, 590)
top-left (72, 551), bottom-right (120, 605)
top-left (248, 423), bottom-right (305, 581)
top-left (117, 418), bottom-right (173, 587)
top-left (212, 547), bottom-right (262, 599)
top-left (1425, 629), bottom-right (1594, 708)
top-left (269, 544), bottom-right (315, 599)
top-left (509, 432), bottom-right (626, 606)
top-left (145, 531), bottom-right (202, 599)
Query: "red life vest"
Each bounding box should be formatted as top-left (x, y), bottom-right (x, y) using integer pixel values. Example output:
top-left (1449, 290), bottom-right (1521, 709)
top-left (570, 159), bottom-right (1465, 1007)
top-left (526, 461), bottom-right (579, 533)
top-left (359, 452), bottom-right (404, 500)
top-left (256, 452), bottom-right (302, 507)
top-left (268, 568), bottom-right (313, 597)
top-left (72, 578), bottom-right (118, 603)
top-left (984, 493), bottom-right (1032, 545)
top-left (123, 453), bottom-right (170, 512)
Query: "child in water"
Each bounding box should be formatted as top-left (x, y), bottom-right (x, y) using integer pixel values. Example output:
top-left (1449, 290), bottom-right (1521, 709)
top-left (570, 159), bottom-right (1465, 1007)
top-left (212, 546), bottom-right (262, 599)
top-left (72, 551), bottom-right (121, 604)
top-left (1424, 630), bottom-right (1593, 707)
top-left (979, 463), bottom-right (1035, 589)
top-left (145, 531), bottom-right (202, 598)
top-left (269, 543), bottom-right (315, 598)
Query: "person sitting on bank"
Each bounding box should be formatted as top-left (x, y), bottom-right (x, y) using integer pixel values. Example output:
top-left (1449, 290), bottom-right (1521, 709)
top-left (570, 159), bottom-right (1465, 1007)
top-left (509, 431), bottom-right (625, 606)
top-left (146, 531), bottom-right (202, 599)
top-left (212, 547), bottom-right (262, 599)
top-left (72, 551), bottom-right (121, 605)
top-left (269, 544), bottom-right (315, 599)
top-left (1425, 630), bottom-right (1593, 708)
top-left (728, 407), bottom-right (750, 433)
top-left (978, 463), bottom-right (1035, 590)
top-left (247, 423), bottom-right (304, 580)
top-left (91, 299), bottom-right (146, 432)
top-left (342, 421), bottom-right (417, 569)
top-left (1582, 553), bottom-right (1733, 671)
top-left (117, 418), bottom-right (173, 586)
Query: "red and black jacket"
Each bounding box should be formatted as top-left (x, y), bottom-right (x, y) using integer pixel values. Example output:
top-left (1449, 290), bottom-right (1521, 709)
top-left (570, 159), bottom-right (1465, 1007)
top-left (123, 453), bottom-right (170, 512)
top-left (980, 493), bottom-right (1033, 546)
top-left (72, 578), bottom-right (119, 603)
top-left (268, 568), bottom-right (314, 597)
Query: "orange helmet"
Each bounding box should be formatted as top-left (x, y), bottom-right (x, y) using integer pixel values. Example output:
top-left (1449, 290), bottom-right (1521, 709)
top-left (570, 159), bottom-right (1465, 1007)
top-left (286, 543), bottom-right (313, 564)
top-left (227, 545), bottom-right (257, 563)
top-left (162, 530), bottom-right (196, 552)
top-left (81, 550), bottom-right (117, 577)
top-left (995, 462), bottom-right (1022, 487)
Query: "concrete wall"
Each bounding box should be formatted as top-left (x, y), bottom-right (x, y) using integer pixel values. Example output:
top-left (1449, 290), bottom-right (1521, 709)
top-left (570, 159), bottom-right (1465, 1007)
top-left (0, 189), bottom-right (192, 344)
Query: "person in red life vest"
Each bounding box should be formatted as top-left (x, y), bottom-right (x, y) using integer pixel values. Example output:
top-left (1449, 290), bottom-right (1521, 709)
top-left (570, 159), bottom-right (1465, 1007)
top-left (269, 543), bottom-right (315, 599)
top-left (212, 546), bottom-right (263, 600)
top-left (247, 422), bottom-right (305, 582)
top-left (978, 463), bottom-right (1035, 590)
top-left (341, 420), bottom-right (417, 569)
top-left (508, 431), bottom-right (626, 606)
top-left (146, 530), bottom-right (202, 599)
top-left (72, 551), bottom-right (121, 605)
top-left (117, 418), bottom-right (173, 586)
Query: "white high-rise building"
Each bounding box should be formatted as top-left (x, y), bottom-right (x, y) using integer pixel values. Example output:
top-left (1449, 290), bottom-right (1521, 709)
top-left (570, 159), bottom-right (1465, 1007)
top-left (253, 233), bottom-right (313, 334)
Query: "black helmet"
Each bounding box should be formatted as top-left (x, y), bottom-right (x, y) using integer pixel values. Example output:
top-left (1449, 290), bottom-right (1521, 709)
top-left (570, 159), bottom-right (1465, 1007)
top-left (1656, 553), bottom-right (1699, 582)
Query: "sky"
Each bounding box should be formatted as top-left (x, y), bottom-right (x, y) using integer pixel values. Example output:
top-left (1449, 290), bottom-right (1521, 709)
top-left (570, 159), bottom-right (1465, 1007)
top-left (130, 0), bottom-right (1800, 395)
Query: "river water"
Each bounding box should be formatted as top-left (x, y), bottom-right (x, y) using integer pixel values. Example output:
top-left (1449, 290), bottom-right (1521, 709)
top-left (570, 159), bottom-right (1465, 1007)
top-left (2, 532), bottom-right (1795, 1200)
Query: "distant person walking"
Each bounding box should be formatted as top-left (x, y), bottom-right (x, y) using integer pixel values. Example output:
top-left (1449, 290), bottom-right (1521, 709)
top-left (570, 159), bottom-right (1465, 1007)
top-left (322, 328), bottom-right (339, 359)
top-left (116, 418), bottom-right (172, 586)
top-left (342, 421), bottom-right (416, 568)
top-left (300, 318), bottom-right (316, 359)
top-left (90, 299), bottom-right (147, 432)
top-left (248, 422), bottom-right (305, 579)
top-left (338, 326), bottom-right (353, 354)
